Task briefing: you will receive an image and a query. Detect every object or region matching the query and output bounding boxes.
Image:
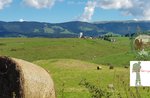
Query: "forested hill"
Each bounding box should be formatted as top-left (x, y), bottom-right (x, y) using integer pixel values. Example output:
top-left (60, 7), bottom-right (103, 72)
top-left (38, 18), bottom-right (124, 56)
top-left (0, 20), bottom-right (150, 37)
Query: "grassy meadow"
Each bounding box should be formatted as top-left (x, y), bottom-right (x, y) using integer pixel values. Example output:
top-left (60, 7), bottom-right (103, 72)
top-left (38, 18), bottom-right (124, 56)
top-left (34, 59), bottom-right (150, 98)
top-left (0, 37), bottom-right (149, 98)
top-left (0, 37), bottom-right (135, 66)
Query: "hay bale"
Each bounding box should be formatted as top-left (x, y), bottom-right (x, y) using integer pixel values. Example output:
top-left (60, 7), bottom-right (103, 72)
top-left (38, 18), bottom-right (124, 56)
top-left (124, 65), bottom-right (129, 69)
top-left (0, 56), bottom-right (55, 98)
top-left (109, 64), bottom-right (114, 69)
top-left (97, 66), bottom-right (102, 70)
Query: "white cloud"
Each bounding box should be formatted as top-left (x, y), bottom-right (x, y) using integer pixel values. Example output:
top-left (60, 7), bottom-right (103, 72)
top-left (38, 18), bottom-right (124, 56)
top-left (133, 18), bottom-right (138, 21)
top-left (80, 0), bottom-right (150, 21)
top-left (96, 0), bottom-right (132, 9)
top-left (79, 1), bottom-right (96, 22)
top-left (97, 0), bottom-right (145, 19)
top-left (23, 0), bottom-right (55, 9)
top-left (0, 0), bottom-right (12, 10)
top-left (19, 19), bottom-right (25, 22)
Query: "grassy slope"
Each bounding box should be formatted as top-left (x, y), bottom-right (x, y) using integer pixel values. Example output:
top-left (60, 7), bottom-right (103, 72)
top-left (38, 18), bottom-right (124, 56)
top-left (33, 59), bottom-right (126, 98)
top-left (34, 59), bottom-right (150, 98)
top-left (0, 37), bottom-right (150, 97)
top-left (0, 37), bottom-right (135, 66)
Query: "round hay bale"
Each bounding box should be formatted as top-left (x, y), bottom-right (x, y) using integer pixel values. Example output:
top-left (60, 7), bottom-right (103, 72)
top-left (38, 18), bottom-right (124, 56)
top-left (109, 65), bottom-right (114, 69)
top-left (0, 56), bottom-right (55, 98)
top-left (124, 65), bottom-right (129, 69)
top-left (97, 66), bottom-right (102, 70)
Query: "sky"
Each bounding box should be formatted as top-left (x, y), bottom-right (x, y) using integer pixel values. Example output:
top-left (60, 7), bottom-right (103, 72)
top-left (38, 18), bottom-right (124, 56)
top-left (0, 0), bottom-right (150, 23)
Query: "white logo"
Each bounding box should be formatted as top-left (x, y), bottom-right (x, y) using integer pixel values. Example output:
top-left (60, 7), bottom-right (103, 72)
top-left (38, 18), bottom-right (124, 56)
top-left (130, 61), bottom-right (150, 86)
top-left (132, 34), bottom-right (150, 60)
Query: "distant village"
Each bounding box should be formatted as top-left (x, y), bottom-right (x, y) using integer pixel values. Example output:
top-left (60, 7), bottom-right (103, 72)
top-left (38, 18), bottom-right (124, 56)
top-left (79, 32), bottom-right (117, 42)
top-left (79, 32), bottom-right (150, 50)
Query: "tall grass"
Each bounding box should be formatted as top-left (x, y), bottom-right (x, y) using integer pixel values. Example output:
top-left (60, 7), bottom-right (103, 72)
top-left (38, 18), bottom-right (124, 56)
top-left (34, 59), bottom-right (150, 98)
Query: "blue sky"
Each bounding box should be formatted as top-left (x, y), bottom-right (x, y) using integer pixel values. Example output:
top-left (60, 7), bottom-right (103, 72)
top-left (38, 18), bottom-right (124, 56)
top-left (0, 0), bottom-right (149, 23)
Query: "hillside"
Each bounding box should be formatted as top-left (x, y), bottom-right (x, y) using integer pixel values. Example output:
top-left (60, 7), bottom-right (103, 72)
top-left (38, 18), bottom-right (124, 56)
top-left (33, 59), bottom-right (122, 98)
top-left (0, 21), bottom-right (150, 37)
top-left (0, 37), bottom-right (136, 66)
top-left (0, 38), bottom-right (150, 97)
top-left (33, 59), bottom-right (149, 98)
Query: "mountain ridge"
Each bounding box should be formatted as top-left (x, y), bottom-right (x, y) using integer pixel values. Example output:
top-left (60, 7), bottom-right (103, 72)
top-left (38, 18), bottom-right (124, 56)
top-left (0, 20), bottom-right (150, 37)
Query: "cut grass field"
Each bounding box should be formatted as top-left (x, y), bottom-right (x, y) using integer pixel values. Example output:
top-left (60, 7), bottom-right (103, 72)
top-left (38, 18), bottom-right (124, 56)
top-left (0, 37), bottom-right (135, 66)
top-left (34, 59), bottom-right (150, 98)
top-left (0, 37), bottom-right (149, 97)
